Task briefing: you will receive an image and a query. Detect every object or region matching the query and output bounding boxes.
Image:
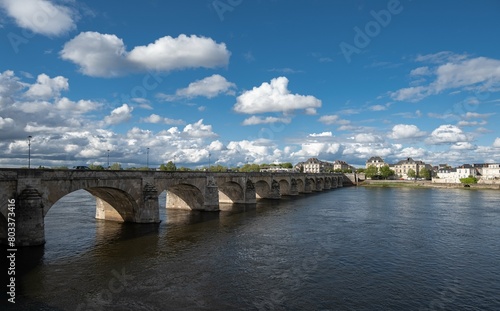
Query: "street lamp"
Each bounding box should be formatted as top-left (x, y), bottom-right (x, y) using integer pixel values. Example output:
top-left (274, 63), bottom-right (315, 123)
top-left (107, 150), bottom-right (110, 169)
top-left (208, 152), bottom-right (211, 170)
top-left (146, 147), bottom-right (150, 168)
top-left (28, 135), bottom-right (32, 169)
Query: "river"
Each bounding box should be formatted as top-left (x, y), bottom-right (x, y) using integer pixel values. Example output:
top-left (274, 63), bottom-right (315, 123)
top-left (3, 187), bottom-right (500, 310)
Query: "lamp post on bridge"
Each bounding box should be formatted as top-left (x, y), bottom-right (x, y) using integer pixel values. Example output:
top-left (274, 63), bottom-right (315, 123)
top-left (28, 135), bottom-right (32, 169)
top-left (107, 150), bottom-right (110, 169)
top-left (147, 147), bottom-right (150, 169)
top-left (208, 152), bottom-right (211, 171)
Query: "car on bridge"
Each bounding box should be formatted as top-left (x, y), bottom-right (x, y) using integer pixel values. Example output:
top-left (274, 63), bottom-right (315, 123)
top-left (73, 166), bottom-right (90, 170)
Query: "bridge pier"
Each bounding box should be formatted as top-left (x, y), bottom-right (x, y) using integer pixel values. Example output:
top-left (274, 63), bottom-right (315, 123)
top-left (244, 180), bottom-right (257, 204)
top-left (289, 179), bottom-right (299, 195)
top-left (135, 183), bottom-right (161, 223)
top-left (316, 179), bottom-right (324, 191)
top-left (304, 178), bottom-right (313, 193)
top-left (324, 178), bottom-right (332, 190)
top-left (16, 186), bottom-right (45, 246)
top-left (204, 178), bottom-right (220, 211)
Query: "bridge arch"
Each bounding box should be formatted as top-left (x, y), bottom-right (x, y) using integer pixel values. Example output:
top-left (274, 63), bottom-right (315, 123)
top-left (165, 183), bottom-right (205, 210)
top-left (86, 188), bottom-right (136, 222)
top-left (254, 180), bottom-right (271, 199)
top-left (278, 179), bottom-right (290, 195)
top-left (45, 187), bottom-right (137, 223)
top-left (218, 181), bottom-right (244, 204)
top-left (295, 178), bottom-right (305, 193)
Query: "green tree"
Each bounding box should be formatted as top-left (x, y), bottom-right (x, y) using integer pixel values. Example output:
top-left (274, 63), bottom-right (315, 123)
top-left (239, 164), bottom-right (261, 172)
top-left (460, 175), bottom-right (478, 184)
top-left (281, 162), bottom-right (293, 168)
top-left (356, 168), bottom-right (366, 173)
top-left (365, 165), bottom-right (378, 178)
top-left (209, 164), bottom-right (228, 172)
top-left (109, 162), bottom-right (122, 170)
top-left (160, 161), bottom-right (177, 171)
top-left (380, 166), bottom-right (395, 179)
top-left (334, 168), bottom-right (343, 173)
top-left (419, 167), bottom-right (431, 180)
top-left (407, 168), bottom-right (416, 178)
top-left (177, 166), bottom-right (191, 171)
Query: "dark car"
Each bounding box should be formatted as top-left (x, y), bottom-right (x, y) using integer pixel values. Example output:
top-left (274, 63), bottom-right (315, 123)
top-left (73, 166), bottom-right (90, 170)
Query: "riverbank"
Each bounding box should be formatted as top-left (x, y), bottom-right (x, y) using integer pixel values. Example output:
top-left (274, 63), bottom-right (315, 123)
top-left (359, 179), bottom-right (500, 190)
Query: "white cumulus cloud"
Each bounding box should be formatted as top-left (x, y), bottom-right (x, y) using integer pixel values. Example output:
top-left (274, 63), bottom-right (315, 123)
top-left (318, 114), bottom-right (350, 125)
top-left (140, 114), bottom-right (185, 125)
top-left (426, 124), bottom-right (471, 145)
top-left (104, 104), bottom-right (133, 125)
top-left (392, 56), bottom-right (500, 102)
top-left (25, 73), bottom-right (68, 99)
top-left (0, 0), bottom-right (76, 36)
top-left (493, 137), bottom-right (500, 148)
top-left (182, 119), bottom-right (217, 138)
top-left (388, 124), bottom-right (426, 140)
top-left (291, 142), bottom-right (341, 159)
top-left (61, 32), bottom-right (230, 77)
top-left (233, 77), bottom-right (321, 114)
top-left (158, 74), bottom-right (236, 101)
top-left (354, 133), bottom-right (383, 143)
top-left (450, 142), bottom-right (476, 150)
top-left (0, 116), bottom-right (15, 129)
top-left (54, 97), bottom-right (101, 114)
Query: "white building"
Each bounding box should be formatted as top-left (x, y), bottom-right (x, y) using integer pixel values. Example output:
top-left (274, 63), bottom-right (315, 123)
top-left (434, 163), bottom-right (499, 183)
top-left (435, 168), bottom-right (460, 183)
top-left (333, 160), bottom-right (352, 171)
top-left (296, 158), bottom-right (333, 173)
top-left (456, 165), bottom-right (478, 179)
top-left (366, 156), bottom-right (388, 170)
top-left (477, 163), bottom-right (500, 180)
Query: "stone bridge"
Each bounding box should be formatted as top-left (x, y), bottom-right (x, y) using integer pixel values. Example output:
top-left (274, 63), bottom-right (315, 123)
top-left (0, 169), bottom-right (345, 246)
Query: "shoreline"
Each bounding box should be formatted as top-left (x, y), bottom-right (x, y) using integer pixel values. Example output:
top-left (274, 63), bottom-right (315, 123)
top-left (358, 180), bottom-right (500, 190)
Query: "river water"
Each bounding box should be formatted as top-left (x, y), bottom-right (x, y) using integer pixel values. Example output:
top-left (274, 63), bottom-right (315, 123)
top-left (3, 187), bottom-right (500, 310)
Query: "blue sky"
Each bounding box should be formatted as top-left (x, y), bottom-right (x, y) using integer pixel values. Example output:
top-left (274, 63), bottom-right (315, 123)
top-left (1, 0), bottom-right (499, 168)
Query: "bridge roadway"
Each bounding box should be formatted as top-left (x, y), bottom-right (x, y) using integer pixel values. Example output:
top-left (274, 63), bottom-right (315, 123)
top-left (0, 169), bottom-right (347, 246)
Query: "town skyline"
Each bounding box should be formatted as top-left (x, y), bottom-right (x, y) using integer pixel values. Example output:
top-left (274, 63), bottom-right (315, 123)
top-left (1, 0), bottom-right (499, 169)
